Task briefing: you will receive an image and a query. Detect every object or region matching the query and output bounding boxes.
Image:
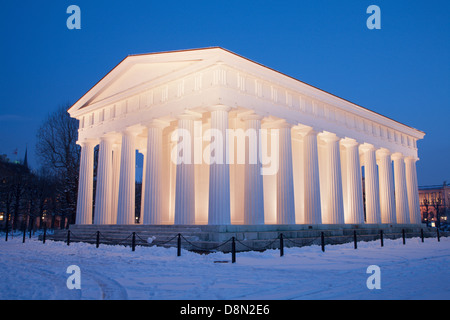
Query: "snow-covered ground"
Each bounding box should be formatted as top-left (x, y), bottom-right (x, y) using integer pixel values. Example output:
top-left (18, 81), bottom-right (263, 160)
top-left (0, 234), bottom-right (449, 300)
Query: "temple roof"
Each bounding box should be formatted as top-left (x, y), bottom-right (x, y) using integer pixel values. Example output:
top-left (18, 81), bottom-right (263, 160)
top-left (68, 47), bottom-right (425, 142)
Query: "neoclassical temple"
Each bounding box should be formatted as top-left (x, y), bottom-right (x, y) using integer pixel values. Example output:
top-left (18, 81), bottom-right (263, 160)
top-left (68, 47), bottom-right (425, 226)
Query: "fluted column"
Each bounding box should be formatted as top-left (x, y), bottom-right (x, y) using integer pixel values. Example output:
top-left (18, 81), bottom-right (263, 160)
top-left (320, 133), bottom-right (344, 224)
top-left (139, 148), bottom-right (147, 224)
top-left (174, 113), bottom-right (197, 224)
top-left (110, 143), bottom-right (121, 224)
top-left (298, 128), bottom-right (321, 224)
top-left (142, 120), bottom-right (167, 225)
top-left (377, 149), bottom-right (396, 224)
top-left (116, 128), bottom-right (139, 225)
top-left (242, 113), bottom-right (264, 225)
top-left (405, 157), bottom-right (421, 224)
top-left (341, 139), bottom-right (364, 224)
top-left (275, 121), bottom-right (296, 224)
top-left (76, 140), bottom-right (96, 225)
top-left (361, 144), bottom-right (381, 224)
top-left (392, 153), bottom-right (410, 224)
top-left (208, 105), bottom-right (231, 225)
top-left (94, 136), bottom-right (114, 225)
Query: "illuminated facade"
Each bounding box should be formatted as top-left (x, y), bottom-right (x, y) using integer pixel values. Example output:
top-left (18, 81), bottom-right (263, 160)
top-left (68, 47), bottom-right (425, 226)
top-left (419, 184), bottom-right (450, 227)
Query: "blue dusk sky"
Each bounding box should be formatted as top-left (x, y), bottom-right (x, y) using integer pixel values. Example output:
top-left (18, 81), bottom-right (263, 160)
top-left (0, 0), bottom-right (448, 186)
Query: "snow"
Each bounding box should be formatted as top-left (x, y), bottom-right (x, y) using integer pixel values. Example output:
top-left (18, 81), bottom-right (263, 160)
top-left (0, 234), bottom-right (449, 300)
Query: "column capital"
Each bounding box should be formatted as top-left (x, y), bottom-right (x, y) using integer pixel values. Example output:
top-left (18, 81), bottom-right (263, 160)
top-left (318, 131), bottom-right (340, 143)
top-left (270, 119), bottom-right (293, 129)
top-left (176, 110), bottom-right (202, 121)
top-left (207, 104), bottom-right (232, 113)
top-left (144, 119), bottom-right (170, 129)
top-left (404, 156), bottom-right (419, 163)
top-left (296, 125), bottom-right (318, 137)
top-left (123, 125), bottom-right (143, 137)
top-left (359, 143), bottom-right (376, 153)
top-left (376, 148), bottom-right (391, 158)
top-left (77, 138), bottom-right (98, 148)
top-left (99, 133), bottom-right (119, 143)
top-left (340, 137), bottom-right (359, 148)
top-left (239, 112), bottom-right (264, 122)
top-left (391, 152), bottom-right (405, 161)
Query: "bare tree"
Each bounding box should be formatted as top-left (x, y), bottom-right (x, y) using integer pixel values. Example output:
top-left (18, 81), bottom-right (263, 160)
top-left (0, 157), bottom-right (30, 231)
top-left (36, 105), bottom-right (80, 227)
top-left (25, 167), bottom-right (58, 231)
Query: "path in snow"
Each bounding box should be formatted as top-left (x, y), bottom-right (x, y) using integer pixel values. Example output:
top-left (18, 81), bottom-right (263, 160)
top-left (0, 235), bottom-right (449, 300)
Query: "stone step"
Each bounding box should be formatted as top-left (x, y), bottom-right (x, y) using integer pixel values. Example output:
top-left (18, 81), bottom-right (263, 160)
top-left (69, 226), bottom-right (204, 233)
top-left (67, 223), bottom-right (429, 232)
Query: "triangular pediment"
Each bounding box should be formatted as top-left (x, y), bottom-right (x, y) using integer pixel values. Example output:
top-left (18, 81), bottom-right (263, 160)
top-left (68, 47), bottom-right (228, 115)
top-left (89, 60), bottom-right (196, 105)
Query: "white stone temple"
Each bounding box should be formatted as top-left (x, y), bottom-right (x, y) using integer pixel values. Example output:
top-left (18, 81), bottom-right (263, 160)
top-left (68, 47), bottom-right (425, 227)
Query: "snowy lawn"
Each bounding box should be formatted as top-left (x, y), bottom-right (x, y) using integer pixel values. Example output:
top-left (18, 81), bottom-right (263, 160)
top-left (0, 235), bottom-right (449, 300)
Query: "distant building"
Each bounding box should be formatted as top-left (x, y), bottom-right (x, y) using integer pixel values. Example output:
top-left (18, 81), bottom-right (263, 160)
top-left (419, 183), bottom-right (450, 228)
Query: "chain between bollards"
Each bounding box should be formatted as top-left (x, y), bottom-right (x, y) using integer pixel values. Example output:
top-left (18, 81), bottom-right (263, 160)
top-left (30, 227), bottom-right (447, 259)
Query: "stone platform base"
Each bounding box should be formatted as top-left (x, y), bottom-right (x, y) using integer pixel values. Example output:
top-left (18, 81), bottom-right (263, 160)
top-left (43, 223), bottom-right (440, 252)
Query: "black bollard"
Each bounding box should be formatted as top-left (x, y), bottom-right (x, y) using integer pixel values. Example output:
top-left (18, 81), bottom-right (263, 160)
top-left (231, 237), bottom-right (236, 263)
top-left (402, 229), bottom-right (406, 245)
top-left (43, 227), bottom-right (47, 244)
top-left (421, 229), bottom-right (424, 243)
top-left (437, 228), bottom-right (440, 242)
top-left (4, 215), bottom-right (9, 242)
top-left (380, 230), bottom-right (384, 247)
top-left (67, 230), bottom-right (71, 246)
top-left (177, 234), bottom-right (181, 257)
top-left (96, 231), bottom-right (100, 248)
top-left (353, 230), bottom-right (357, 249)
top-left (29, 218), bottom-right (34, 239)
top-left (321, 232), bottom-right (325, 252)
top-left (279, 234), bottom-right (284, 257)
top-left (132, 232), bottom-right (136, 252)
